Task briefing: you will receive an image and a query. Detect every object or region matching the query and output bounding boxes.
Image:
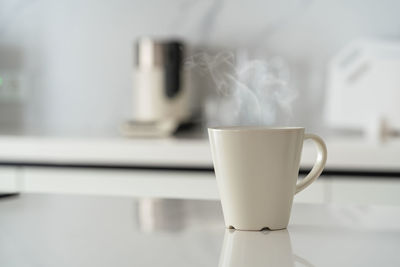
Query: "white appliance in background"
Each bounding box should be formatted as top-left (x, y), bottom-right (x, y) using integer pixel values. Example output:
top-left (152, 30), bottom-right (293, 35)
top-left (121, 38), bottom-right (191, 137)
top-left (325, 39), bottom-right (400, 142)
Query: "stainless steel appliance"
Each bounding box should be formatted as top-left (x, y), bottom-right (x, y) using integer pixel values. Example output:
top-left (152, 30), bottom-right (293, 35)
top-left (122, 38), bottom-right (190, 137)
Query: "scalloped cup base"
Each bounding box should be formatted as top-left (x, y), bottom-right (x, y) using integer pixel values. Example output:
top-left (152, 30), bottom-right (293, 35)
top-left (226, 225), bottom-right (287, 231)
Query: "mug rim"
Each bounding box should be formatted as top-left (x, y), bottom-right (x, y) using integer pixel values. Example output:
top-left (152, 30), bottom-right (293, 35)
top-left (208, 126), bottom-right (305, 132)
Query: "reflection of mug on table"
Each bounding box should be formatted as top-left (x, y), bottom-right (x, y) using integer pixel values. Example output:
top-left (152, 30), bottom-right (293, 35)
top-left (209, 127), bottom-right (327, 230)
top-left (219, 229), bottom-right (314, 267)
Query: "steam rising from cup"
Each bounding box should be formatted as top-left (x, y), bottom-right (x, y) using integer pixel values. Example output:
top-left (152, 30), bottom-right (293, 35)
top-left (186, 51), bottom-right (297, 126)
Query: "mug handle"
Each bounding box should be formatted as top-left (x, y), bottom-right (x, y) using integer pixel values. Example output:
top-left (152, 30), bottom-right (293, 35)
top-left (295, 134), bottom-right (327, 194)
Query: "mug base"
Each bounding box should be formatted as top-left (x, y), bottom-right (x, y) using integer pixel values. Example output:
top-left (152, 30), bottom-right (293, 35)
top-left (226, 225), bottom-right (287, 231)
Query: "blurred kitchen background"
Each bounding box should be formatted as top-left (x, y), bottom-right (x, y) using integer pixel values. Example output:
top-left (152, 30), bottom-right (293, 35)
top-left (1, 0), bottom-right (399, 136)
top-left (1, 0), bottom-right (400, 206)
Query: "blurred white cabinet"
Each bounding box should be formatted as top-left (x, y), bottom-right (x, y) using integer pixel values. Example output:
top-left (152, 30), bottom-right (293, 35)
top-left (13, 167), bottom-right (327, 203)
top-left (1, 136), bottom-right (400, 205)
top-left (330, 177), bottom-right (400, 206)
top-left (20, 167), bottom-right (219, 200)
top-left (294, 178), bottom-right (329, 204)
top-left (0, 166), bottom-right (19, 193)
top-left (2, 166), bottom-right (400, 206)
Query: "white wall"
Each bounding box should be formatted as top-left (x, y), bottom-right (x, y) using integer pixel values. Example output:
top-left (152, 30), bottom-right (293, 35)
top-left (0, 0), bottom-right (399, 136)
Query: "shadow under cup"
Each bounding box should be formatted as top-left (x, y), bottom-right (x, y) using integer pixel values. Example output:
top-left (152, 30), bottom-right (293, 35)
top-left (208, 126), bottom-right (327, 231)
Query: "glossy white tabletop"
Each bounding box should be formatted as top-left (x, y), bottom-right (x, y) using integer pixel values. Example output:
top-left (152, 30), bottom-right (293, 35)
top-left (1, 194), bottom-right (400, 267)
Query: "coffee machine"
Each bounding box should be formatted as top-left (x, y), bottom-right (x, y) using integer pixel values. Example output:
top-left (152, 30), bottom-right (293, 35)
top-left (121, 38), bottom-right (190, 137)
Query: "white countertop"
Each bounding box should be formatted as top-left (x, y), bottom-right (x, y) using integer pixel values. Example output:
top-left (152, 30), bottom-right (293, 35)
top-left (1, 135), bottom-right (400, 171)
top-left (0, 193), bottom-right (399, 267)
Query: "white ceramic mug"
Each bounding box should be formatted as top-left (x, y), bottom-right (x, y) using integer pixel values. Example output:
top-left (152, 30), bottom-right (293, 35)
top-left (208, 127), bottom-right (327, 230)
